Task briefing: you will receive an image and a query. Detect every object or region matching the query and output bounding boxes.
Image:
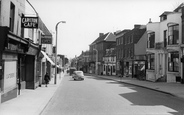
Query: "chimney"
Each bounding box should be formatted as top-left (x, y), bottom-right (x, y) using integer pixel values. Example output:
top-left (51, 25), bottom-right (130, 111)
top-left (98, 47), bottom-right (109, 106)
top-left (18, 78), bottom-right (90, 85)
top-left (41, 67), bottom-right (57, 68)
top-left (99, 33), bottom-right (104, 37)
top-left (148, 18), bottom-right (152, 23)
top-left (134, 24), bottom-right (141, 29)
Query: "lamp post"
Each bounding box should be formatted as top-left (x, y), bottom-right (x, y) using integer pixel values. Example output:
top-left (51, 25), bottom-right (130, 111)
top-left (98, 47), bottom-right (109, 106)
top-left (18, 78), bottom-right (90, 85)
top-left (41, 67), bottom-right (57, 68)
top-left (93, 49), bottom-right (98, 75)
top-left (55, 21), bottom-right (66, 84)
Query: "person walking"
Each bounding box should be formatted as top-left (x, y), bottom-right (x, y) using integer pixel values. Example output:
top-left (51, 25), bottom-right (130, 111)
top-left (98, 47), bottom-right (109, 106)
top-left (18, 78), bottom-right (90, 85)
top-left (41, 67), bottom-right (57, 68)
top-left (44, 72), bottom-right (50, 87)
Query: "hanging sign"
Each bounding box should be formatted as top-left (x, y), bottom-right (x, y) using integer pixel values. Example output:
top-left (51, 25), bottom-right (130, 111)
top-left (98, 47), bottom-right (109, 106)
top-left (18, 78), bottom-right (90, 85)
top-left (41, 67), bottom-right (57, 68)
top-left (41, 35), bottom-right (52, 44)
top-left (21, 16), bottom-right (38, 28)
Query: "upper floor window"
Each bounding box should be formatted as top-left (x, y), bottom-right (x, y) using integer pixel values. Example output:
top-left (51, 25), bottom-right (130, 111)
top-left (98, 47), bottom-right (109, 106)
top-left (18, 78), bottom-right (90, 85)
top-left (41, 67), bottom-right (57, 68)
top-left (121, 49), bottom-right (123, 58)
top-left (164, 30), bottom-right (167, 47)
top-left (168, 25), bottom-right (179, 45)
top-left (121, 37), bottom-right (123, 44)
top-left (10, 2), bottom-right (15, 32)
top-left (147, 32), bottom-right (155, 48)
top-left (130, 35), bottom-right (133, 43)
top-left (160, 15), bottom-right (167, 21)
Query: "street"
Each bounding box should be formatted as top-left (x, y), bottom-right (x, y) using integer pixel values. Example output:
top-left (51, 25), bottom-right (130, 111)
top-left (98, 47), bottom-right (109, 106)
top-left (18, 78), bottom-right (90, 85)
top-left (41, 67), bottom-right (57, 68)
top-left (41, 74), bottom-right (184, 115)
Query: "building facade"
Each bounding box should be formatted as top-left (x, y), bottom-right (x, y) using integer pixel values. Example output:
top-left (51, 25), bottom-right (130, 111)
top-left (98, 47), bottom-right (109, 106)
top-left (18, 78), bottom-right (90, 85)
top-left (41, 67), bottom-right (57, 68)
top-left (116, 30), bottom-right (130, 76)
top-left (146, 6), bottom-right (183, 82)
top-left (103, 45), bottom-right (116, 76)
top-left (122, 25), bottom-right (146, 78)
top-left (89, 32), bottom-right (116, 75)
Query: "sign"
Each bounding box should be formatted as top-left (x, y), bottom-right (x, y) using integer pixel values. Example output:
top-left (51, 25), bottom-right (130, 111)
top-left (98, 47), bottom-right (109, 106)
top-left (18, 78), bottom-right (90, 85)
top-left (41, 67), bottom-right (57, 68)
top-left (4, 61), bottom-right (17, 93)
top-left (21, 17), bottom-right (38, 28)
top-left (41, 35), bottom-right (52, 44)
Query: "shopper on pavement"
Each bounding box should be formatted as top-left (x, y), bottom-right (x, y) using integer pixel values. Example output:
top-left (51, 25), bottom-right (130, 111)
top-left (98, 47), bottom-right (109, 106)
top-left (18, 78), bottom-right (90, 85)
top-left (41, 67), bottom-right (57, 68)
top-left (44, 72), bottom-right (50, 87)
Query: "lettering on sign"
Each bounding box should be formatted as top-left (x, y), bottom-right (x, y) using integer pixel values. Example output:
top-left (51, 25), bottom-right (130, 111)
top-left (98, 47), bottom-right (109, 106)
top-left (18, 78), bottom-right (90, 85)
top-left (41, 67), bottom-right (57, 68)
top-left (6, 73), bottom-right (15, 79)
top-left (7, 43), bottom-right (24, 53)
top-left (21, 17), bottom-right (38, 28)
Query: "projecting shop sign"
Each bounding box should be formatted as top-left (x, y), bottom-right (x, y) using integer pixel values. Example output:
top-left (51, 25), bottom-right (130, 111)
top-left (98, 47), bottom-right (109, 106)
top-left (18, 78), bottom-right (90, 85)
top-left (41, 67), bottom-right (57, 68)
top-left (41, 35), bottom-right (52, 44)
top-left (21, 16), bottom-right (38, 28)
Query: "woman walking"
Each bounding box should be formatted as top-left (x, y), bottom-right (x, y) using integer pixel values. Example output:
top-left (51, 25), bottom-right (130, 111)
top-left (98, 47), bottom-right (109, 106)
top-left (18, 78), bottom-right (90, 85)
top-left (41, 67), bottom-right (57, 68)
top-left (44, 72), bottom-right (50, 87)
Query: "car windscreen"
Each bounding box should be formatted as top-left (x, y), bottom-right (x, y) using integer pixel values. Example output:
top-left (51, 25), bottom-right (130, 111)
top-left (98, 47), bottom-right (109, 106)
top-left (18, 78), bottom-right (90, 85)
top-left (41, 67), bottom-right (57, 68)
top-left (75, 71), bottom-right (84, 76)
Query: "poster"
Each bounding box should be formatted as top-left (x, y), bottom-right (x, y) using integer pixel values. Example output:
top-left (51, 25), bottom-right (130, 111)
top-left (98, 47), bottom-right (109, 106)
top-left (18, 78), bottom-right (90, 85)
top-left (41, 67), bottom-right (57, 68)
top-left (4, 61), bottom-right (17, 93)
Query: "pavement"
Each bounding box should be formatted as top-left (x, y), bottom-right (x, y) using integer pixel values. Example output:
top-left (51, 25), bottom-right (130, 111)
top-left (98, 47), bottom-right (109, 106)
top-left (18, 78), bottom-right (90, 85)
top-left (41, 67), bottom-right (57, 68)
top-left (0, 73), bottom-right (184, 115)
top-left (0, 73), bottom-right (64, 115)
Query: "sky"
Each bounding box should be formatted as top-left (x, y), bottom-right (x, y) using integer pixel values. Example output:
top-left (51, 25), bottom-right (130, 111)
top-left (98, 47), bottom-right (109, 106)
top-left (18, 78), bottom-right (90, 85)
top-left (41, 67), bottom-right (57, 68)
top-left (28, 0), bottom-right (184, 59)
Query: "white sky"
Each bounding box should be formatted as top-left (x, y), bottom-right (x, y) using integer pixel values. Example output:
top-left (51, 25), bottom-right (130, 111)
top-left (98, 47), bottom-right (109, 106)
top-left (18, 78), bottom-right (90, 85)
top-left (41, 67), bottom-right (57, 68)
top-left (29, 0), bottom-right (184, 59)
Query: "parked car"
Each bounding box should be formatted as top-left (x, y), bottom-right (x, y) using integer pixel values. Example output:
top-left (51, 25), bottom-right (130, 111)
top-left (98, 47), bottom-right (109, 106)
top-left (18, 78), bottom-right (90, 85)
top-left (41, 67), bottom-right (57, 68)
top-left (69, 67), bottom-right (77, 75)
top-left (72, 71), bottom-right (84, 81)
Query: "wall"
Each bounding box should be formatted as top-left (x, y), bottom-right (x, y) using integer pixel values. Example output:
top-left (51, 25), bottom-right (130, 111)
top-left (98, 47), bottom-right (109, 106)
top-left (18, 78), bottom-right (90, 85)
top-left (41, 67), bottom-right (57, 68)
top-left (1, 0), bottom-right (25, 36)
top-left (134, 32), bottom-right (147, 55)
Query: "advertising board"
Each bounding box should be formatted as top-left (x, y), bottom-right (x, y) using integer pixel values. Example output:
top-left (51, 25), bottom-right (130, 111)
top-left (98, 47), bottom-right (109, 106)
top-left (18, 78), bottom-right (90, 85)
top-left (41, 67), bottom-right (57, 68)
top-left (4, 61), bottom-right (17, 93)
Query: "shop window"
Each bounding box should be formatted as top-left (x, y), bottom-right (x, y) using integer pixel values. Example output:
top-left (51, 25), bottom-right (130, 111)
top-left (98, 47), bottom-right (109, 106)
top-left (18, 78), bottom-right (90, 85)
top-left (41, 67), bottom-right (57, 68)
top-left (113, 66), bottom-right (115, 72)
top-left (103, 65), bottom-right (105, 71)
top-left (168, 25), bottom-right (179, 45)
top-left (147, 32), bottom-right (155, 48)
top-left (147, 54), bottom-right (155, 70)
top-left (168, 52), bottom-right (179, 72)
top-left (9, 2), bottom-right (15, 32)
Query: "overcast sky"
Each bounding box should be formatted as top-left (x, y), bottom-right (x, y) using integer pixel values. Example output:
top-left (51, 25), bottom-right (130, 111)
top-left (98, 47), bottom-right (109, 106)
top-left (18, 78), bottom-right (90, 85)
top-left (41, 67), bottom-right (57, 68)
top-left (29, 0), bottom-right (183, 59)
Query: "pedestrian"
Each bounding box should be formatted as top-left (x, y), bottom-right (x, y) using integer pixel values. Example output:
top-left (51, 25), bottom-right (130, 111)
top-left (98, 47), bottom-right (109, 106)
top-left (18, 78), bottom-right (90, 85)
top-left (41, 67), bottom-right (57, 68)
top-left (44, 72), bottom-right (50, 87)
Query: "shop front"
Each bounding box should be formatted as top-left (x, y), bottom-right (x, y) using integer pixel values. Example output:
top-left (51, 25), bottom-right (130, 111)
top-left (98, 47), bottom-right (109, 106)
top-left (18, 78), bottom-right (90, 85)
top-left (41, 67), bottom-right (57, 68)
top-left (123, 60), bottom-right (133, 77)
top-left (0, 27), bottom-right (40, 103)
top-left (133, 60), bottom-right (146, 80)
top-left (0, 27), bottom-right (31, 102)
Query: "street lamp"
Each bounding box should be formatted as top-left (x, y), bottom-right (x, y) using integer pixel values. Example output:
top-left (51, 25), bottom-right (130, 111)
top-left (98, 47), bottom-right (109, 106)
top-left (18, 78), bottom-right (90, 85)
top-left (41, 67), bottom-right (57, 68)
top-left (55, 21), bottom-right (66, 84)
top-left (93, 49), bottom-right (98, 75)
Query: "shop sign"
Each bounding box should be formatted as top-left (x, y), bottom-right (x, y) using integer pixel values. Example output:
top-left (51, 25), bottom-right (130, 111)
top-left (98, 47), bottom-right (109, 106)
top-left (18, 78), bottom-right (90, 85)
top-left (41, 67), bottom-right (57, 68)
top-left (21, 17), bottom-right (38, 28)
top-left (41, 35), bottom-right (52, 44)
top-left (4, 61), bottom-right (17, 93)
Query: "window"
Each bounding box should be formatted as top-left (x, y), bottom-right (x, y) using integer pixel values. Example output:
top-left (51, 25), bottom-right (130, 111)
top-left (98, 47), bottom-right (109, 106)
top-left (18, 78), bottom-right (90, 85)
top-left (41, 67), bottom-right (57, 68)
top-left (147, 54), bottom-right (154, 70)
top-left (164, 30), bottom-right (167, 47)
top-left (125, 37), bottom-right (127, 45)
top-left (168, 25), bottom-right (179, 45)
top-left (10, 2), bottom-right (15, 32)
top-left (130, 47), bottom-right (133, 57)
top-left (123, 49), bottom-right (126, 58)
top-left (130, 35), bottom-right (133, 43)
top-left (168, 52), bottom-right (179, 72)
top-left (121, 49), bottom-right (123, 58)
top-left (121, 37), bottom-right (123, 44)
top-left (117, 49), bottom-right (119, 59)
top-left (113, 66), bottom-right (115, 72)
top-left (147, 32), bottom-right (155, 48)
top-left (103, 65), bottom-right (106, 71)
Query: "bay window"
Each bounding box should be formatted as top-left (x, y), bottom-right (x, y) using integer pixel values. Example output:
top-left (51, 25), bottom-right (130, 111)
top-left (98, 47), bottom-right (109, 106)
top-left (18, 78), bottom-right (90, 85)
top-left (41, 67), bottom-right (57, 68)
top-left (168, 25), bottom-right (179, 45)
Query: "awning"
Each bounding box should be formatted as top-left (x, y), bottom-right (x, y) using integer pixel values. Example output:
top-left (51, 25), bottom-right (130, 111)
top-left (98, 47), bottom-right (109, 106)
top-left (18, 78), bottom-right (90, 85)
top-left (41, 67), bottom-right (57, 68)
top-left (41, 51), bottom-right (55, 65)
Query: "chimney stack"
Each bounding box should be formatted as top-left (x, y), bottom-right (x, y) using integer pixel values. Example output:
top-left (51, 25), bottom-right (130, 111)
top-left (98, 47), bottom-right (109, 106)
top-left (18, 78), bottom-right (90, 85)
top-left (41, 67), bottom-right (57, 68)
top-left (99, 33), bottom-right (104, 37)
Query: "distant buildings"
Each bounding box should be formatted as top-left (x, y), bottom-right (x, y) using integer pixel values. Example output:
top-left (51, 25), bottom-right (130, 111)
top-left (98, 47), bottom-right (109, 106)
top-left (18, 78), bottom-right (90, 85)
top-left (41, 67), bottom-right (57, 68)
top-left (76, 3), bottom-right (184, 84)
